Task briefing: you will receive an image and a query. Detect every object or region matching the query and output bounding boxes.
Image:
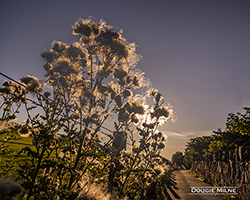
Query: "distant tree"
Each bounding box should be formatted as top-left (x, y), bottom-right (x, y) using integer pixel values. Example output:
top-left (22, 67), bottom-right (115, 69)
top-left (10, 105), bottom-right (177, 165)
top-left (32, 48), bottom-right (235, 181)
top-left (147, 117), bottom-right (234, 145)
top-left (212, 107), bottom-right (250, 151)
top-left (205, 139), bottom-right (227, 154)
top-left (171, 151), bottom-right (184, 166)
top-left (183, 107), bottom-right (250, 168)
top-left (183, 136), bottom-right (213, 168)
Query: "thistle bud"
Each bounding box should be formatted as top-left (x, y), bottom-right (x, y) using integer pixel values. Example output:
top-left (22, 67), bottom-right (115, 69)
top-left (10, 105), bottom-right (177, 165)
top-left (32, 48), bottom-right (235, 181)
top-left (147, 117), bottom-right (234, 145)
top-left (43, 63), bottom-right (53, 71)
top-left (142, 123), bottom-right (154, 129)
top-left (113, 69), bottom-right (128, 80)
top-left (123, 89), bottom-right (132, 98)
top-left (118, 108), bottom-right (130, 122)
top-left (149, 89), bottom-right (158, 97)
top-left (99, 84), bottom-right (109, 94)
top-left (158, 142), bottom-right (165, 149)
top-left (117, 78), bottom-right (126, 86)
top-left (44, 91), bottom-right (51, 98)
top-left (131, 114), bottom-right (139, 124)
top-left (124, 102), bottom-right (133, 113)
top-left (132, 76), bottom-right (140, 88)
top-left (18, 125), bottom-right (30, 136)
top-left (155, 93), bottom-right (162, 102)
top-left (2, 81), bottom-right (10, 87)
top-left (126, 76), bottom-right (132, 84)
top-left (9, 115), bottom-right (17, 120)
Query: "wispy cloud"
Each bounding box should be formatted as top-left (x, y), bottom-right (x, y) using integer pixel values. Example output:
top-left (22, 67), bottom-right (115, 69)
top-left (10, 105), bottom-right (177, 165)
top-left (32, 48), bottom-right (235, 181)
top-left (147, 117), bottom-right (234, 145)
top-left (165, 130), bottom-right (213, 140)
top-left (162, 130), bottom-right (214, 159)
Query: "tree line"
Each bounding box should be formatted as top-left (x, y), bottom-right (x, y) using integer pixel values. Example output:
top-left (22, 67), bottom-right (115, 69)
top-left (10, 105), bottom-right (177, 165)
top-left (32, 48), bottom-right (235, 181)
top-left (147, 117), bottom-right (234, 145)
top-left (172, 107), bottom-right (250, 169)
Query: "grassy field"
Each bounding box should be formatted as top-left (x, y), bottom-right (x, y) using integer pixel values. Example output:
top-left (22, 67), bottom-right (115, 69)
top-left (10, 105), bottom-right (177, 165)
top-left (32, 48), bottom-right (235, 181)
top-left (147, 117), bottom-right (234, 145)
top-left (0, 129), bottom-right (33, 178)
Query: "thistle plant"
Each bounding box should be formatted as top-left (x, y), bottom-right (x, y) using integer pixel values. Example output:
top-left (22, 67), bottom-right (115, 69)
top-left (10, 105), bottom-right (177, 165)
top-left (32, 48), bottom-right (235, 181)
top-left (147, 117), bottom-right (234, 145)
top-left (0, 80), bottom-right (28, 121)
top-left (109, 90), bottom-right (173, 199)
top-left (0, 17), bottom-right (175, 200)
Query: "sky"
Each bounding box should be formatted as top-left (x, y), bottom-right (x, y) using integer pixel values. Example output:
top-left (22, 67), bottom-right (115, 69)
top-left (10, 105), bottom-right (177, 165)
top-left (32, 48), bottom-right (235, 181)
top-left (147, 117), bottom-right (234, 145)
top-left (0, 0), bottom-right (249, 159)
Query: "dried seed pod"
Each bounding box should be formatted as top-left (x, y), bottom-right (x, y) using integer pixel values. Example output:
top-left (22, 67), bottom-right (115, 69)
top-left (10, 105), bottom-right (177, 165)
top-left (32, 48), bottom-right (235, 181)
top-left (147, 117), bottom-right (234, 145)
top-left (130, 101), bottom-right (145, 115)
top-left (20, 75), bottom-right (42, 93)
top-left (152, 107), bottom-right (170, 118)
top-left (73, 19), bottom-right (92, 37)
top-left (18, 125), bottom-right (29, 135)
top-left (51, 41), bottom-right (68, 53)
top-left (20, 76), bottom-right (35, 85)
top-left (154, 167), bottom-right (164, 176)
top-left (41, 51), bottom-right (57, 63)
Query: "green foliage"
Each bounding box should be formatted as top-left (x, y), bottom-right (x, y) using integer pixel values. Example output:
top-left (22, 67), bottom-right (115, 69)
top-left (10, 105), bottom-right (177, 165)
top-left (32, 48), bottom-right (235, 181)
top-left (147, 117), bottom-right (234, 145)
top-left (183, 136), bottom-right (213, 169)
top-left (205, 139), bottom-right (227, 154)
top-left (171, 151), bottom-right (184, 167)
top-left (213, 107), bottom-right (250, 150)
top-left (182, 107), bottom-right (250, 169)
top-left (0, 17), bottom-right (174, 200)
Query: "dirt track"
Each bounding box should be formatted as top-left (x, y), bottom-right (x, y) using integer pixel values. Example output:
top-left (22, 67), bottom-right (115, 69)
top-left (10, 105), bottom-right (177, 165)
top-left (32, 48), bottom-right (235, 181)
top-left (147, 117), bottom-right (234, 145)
top-left (166, 170), bottom-right (225, 200)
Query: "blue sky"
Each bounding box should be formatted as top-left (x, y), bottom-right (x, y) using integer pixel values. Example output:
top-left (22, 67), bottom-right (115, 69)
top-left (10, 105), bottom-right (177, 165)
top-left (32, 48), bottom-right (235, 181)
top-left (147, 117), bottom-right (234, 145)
top-left (0, 0), bottom-right (249, 159)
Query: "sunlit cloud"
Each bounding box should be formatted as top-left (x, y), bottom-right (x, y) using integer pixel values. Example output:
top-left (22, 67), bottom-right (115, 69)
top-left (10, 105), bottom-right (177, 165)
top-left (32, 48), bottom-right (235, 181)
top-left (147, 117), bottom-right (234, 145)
top-left (165, 130), bottom-right (213, 140)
